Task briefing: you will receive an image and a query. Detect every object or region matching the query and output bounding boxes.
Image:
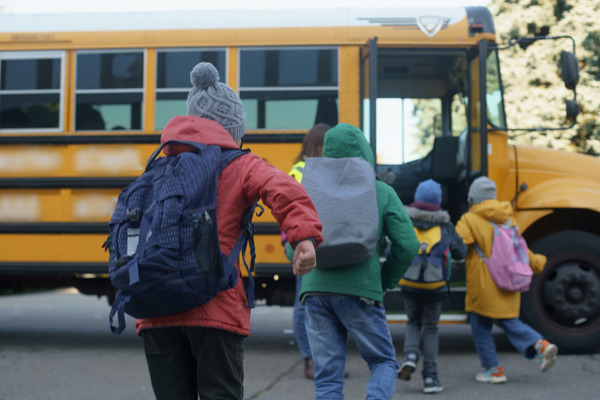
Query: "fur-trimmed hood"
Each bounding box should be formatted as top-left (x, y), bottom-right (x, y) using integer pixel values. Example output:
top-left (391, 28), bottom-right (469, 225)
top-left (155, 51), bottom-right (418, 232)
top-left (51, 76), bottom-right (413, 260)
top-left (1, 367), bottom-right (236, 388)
top-left (406, 206), bottom-right (450, 229)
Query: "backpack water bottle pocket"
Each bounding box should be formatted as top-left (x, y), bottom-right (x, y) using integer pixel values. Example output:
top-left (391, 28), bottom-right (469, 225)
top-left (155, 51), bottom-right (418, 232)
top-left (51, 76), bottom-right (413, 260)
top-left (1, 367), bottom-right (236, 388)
top-left (191, 210), bottom-right (221, 279)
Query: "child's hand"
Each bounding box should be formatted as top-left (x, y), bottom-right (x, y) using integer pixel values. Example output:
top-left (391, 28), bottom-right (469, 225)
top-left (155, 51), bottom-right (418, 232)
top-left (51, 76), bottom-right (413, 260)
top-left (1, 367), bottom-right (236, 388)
top-left (293, 239), bottom-right (317, 276)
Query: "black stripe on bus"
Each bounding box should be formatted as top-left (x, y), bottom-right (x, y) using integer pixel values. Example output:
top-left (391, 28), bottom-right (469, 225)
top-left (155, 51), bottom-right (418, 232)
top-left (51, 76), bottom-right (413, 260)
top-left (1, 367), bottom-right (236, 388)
top-left (245, 134), bottom-right (305, 144)
top-left (0, 261), bottom-right (293, 276)
top-left (0, 177), bottom-right (136, 189)
top-left (0, 134), bottom-right (160, 145)
top-left (0, 133), bottom-right (304, 145)
top-left (0, 222), bottom-right (281, 235)
top-left (253, 263), bottom-right (294, 277)
top-left (0, 223), bottom-right (108, 234)
top-left (0, 262), bottom-right (108, 275)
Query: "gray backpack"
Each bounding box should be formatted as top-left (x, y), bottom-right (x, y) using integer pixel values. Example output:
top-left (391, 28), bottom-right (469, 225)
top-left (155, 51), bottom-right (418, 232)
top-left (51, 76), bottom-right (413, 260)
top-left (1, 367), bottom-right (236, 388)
top-left (302, 157), bottom-right (379, 268)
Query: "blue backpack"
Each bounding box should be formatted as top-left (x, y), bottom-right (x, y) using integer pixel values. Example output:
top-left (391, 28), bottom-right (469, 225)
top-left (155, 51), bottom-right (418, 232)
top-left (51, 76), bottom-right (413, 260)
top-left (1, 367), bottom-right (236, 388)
top-left (104, 140), bottom-right (262, 335)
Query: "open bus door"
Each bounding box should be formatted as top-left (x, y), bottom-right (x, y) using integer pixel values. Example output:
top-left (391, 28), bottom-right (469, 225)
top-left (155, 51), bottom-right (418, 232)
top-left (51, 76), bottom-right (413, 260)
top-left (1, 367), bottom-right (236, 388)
top-left (361, 38), bottom-right (379, 163)
top-left (359, 37), bottom-right (474, 323)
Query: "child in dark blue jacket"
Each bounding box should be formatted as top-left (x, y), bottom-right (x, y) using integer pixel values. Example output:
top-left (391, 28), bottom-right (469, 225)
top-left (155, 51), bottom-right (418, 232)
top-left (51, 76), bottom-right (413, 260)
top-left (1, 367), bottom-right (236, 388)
top-left (397, 179), bottom-right (466, 394)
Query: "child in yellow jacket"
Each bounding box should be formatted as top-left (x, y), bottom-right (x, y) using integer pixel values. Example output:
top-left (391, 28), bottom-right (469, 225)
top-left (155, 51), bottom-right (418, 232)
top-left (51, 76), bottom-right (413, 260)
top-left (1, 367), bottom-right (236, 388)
top-left (455, 177), bottom-right (557, 383)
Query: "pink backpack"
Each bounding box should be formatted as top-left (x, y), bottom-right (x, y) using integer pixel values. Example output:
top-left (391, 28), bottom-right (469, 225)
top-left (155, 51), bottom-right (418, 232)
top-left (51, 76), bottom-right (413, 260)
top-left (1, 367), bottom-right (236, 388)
top-left (474, 220), bottom-right (533, 292)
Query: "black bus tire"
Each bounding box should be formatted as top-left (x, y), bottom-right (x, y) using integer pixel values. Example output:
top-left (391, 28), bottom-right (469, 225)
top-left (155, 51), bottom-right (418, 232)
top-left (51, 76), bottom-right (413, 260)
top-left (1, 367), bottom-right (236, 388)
top-left (522, 230), bottom-right (600, 354)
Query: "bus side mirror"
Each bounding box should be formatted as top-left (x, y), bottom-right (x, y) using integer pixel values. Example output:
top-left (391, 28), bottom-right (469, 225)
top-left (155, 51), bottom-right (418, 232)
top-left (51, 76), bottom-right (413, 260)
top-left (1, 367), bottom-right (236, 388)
top-left (560, 51), bottom-right (579, 89)
top-left (565, 99), bottom-right (579, 121)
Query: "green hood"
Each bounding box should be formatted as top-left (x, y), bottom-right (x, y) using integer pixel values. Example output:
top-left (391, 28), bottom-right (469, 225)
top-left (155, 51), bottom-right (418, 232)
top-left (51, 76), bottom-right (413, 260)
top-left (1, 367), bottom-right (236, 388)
top-left (322, 123), bottom-right (374, 167)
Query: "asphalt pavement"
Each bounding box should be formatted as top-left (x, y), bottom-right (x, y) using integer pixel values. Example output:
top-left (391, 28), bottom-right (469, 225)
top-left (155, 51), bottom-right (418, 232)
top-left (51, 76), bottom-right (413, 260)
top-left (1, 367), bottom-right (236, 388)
top-left (0, 289), bottom-right (598, 399)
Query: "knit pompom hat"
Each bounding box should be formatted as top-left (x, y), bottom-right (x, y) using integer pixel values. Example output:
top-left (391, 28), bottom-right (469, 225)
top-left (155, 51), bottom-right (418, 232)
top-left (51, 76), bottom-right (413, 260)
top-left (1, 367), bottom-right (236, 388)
top-left (186, 62), bottom-right (246, 141)
top-left (468, 176), bottom-right (497, 204)
top-left (414, 179), bottom-right (442, 205)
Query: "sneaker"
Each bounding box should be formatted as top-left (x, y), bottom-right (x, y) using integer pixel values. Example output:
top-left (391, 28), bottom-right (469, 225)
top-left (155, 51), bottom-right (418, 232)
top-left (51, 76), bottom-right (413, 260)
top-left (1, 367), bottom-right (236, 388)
top-left (535, 339), bottom-right (558, 373)
top-left (423, 376), bottom-right (444, 394)
top-left (476, 366), bottom-right (507, 383)
top-left (397, 353), bottom-right (418, 381)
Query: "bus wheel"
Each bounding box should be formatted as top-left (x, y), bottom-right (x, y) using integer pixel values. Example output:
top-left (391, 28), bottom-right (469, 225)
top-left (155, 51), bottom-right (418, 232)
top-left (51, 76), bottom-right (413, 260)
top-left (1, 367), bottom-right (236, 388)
top-left (522, 230), bottom-right (600, 354)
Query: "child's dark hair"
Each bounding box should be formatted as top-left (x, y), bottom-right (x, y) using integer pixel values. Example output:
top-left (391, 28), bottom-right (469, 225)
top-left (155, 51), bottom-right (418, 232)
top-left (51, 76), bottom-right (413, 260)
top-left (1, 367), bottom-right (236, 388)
top-left (297, 123), bottom-right (331, 161)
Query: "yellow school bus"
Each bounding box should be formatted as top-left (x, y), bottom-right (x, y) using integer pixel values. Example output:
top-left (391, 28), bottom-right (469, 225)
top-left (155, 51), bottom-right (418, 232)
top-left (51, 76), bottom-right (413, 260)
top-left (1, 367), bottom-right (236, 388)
top-left (0, 7), bottom-right (598, 353)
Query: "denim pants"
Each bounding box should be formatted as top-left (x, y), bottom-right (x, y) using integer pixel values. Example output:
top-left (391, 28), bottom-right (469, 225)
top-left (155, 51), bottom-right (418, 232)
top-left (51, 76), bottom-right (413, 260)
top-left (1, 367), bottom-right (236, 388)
top-left (470, 312), bottom-right (543, 369)
top-left (294, 275), bottom-right (312, 359)
top-left (304, 295), bottom-right (400, 400)
top-left (142, 326), bottom-right (244, 400)
top-left (403, 297), bottom-right (442, 378)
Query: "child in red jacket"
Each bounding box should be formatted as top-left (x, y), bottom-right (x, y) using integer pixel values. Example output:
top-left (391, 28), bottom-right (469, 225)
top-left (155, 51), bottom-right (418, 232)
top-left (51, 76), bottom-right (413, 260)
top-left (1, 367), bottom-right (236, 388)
top-left (137, 62), bottom-right (323, 400)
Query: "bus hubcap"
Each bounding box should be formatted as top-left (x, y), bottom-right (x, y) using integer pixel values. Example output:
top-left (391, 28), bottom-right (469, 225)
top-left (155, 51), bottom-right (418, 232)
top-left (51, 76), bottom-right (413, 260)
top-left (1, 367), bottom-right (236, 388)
top-left (542, 262), bottom-right (600, 326)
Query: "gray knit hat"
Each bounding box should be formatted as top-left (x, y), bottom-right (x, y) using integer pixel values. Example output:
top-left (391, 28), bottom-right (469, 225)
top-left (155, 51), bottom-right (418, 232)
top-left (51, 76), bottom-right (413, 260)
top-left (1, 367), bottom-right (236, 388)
top-left (468, 176), bottom-right (497, 204)
top-left (186, 62), bottom-right (246, 141)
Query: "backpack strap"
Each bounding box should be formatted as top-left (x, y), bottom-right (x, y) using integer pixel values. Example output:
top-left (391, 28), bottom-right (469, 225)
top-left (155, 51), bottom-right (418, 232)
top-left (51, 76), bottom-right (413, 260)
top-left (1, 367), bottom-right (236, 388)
top-left (504, 220), bottom-right (529, 263)
top-left (145, 140), bottom-right (207, 171)
top-left (109, 292), bottom-right (132, 335)
top-left (473, 220), bottom-right (499, 261)
top-left (219, 147), bottom-right (250, 170)
top-left (229, 201), bottom-right (264, 308)
top-left (109, 203), bottom-right (154, 335)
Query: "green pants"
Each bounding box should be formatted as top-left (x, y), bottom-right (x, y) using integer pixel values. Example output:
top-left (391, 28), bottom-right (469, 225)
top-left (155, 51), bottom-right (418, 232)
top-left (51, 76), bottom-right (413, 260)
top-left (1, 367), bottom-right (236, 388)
top-left (142, 326), bottom-right (244, 400)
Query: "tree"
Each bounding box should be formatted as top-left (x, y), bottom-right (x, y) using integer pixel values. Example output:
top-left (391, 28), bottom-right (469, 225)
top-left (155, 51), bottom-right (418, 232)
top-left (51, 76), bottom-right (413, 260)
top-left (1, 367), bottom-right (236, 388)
top-left (489, 0), bottom-right (600, 156)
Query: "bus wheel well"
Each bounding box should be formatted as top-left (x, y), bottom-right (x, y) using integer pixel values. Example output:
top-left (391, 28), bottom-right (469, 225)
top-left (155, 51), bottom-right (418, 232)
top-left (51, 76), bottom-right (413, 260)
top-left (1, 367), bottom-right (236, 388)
top-left (522, 208), bottom-right (600, 245)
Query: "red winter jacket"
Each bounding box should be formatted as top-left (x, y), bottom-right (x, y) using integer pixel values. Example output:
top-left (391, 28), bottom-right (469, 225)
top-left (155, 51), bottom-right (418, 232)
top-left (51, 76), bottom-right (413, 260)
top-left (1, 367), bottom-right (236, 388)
top-left (135, 116), bottom-right (323, 336)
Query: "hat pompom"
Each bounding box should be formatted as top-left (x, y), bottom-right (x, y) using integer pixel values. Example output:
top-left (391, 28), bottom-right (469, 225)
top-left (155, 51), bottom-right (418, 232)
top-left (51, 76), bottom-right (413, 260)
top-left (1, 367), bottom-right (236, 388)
top-left (190, 62), bottom-right (219, 89)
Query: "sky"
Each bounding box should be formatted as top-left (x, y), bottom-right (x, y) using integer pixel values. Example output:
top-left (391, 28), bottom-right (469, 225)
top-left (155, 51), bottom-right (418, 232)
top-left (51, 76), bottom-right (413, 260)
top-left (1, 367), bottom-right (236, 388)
top-left (0, 0), bottom-right (490, 14)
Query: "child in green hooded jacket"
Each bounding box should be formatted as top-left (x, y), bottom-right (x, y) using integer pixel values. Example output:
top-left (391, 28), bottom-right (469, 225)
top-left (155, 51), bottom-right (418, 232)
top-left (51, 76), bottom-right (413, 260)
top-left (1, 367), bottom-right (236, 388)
top-left (299, 123), bottom-right (419, 399)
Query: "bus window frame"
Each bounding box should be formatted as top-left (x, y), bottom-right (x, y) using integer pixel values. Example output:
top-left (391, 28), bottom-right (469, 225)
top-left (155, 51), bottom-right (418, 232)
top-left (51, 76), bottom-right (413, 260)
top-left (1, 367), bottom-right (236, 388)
top-left (0, 50), bottom-right (66, 134)
top-left (74, 48), bottom-right (146, 132)
top-left (238, 46), bottom-right (339, 130)
top-left (485, 47), bottom-right (508, 130)
top-left (154, 47), bottom-right (228, 131)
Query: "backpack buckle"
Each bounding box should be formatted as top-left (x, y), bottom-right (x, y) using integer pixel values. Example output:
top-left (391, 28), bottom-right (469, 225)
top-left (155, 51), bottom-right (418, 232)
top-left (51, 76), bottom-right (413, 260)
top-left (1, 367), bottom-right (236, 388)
top-left (126, 209), bottom-right (142, 222)
top-left (246, 223), bottom-right (255, 236)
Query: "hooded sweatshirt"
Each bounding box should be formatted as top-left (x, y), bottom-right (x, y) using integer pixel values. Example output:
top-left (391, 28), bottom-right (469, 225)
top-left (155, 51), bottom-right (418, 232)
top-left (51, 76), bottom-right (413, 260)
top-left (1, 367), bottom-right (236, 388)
top-left (300, 123), bottom-right (419, 302)
top-left (455, 199), bottom-right (546, 319)
top-left (135, 116), bottom-right (323, 336)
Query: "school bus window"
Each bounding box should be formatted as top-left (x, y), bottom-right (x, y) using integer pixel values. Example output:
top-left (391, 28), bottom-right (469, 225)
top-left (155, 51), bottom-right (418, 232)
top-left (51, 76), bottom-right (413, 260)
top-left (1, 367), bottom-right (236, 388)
top-left (155, 49), bottom-right (226, 131)
top-left (239, 48), bottom-right (339, 130)
top-left (0, 52), bottom-right (63, 131)
top-left (75, 51), bottom-right (144, 131)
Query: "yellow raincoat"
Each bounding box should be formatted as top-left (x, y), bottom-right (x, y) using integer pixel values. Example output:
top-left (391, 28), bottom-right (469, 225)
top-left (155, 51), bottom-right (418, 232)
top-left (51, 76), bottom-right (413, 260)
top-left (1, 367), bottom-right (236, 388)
top-left (455, 199), bottom-right (546, 319)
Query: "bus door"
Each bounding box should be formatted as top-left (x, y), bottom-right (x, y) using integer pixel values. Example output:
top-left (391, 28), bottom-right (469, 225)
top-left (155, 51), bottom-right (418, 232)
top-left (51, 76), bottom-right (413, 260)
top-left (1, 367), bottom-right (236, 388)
top-left (360, 39), bottom-right (473, 320)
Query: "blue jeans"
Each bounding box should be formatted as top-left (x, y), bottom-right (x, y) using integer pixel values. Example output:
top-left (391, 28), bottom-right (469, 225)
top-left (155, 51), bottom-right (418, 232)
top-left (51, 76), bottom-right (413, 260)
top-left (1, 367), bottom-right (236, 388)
top-left (470, 312), bottom-right (543, 369)
top-left (294, 276), bottom-right (311, 359)
top-left (304, 295), bottom-right (400, 400)
top-left (403, 297), bottom-right (442, 378)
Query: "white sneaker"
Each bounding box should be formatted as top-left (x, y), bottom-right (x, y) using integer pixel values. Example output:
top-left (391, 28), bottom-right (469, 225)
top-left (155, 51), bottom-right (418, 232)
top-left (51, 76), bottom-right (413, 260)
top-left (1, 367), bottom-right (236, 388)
top-left (535, 339), bottom-right (558, 373)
